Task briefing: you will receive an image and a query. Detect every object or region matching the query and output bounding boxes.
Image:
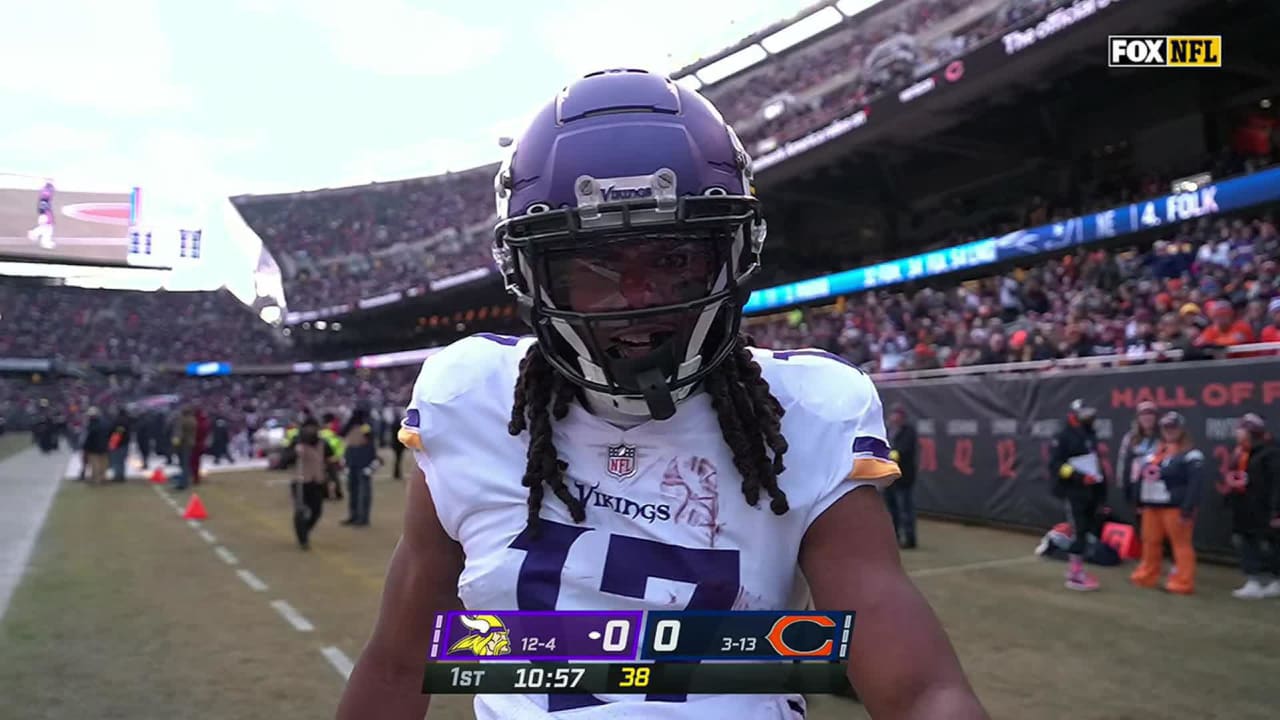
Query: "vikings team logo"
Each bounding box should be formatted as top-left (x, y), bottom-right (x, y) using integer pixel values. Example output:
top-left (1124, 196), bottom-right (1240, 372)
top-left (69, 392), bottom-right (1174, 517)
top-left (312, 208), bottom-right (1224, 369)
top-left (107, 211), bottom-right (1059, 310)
top-left (606, 443), bottom-right (637, 480)
top-left (447, 615), bottom-right (512, 657)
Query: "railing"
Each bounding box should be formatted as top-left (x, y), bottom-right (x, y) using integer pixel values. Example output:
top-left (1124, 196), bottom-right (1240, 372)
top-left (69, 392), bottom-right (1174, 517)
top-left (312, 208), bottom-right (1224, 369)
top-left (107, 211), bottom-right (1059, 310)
top-left (869, 342), bottom-right (1280, 383)
top-left (6, 338), bottom-right (1276, 381)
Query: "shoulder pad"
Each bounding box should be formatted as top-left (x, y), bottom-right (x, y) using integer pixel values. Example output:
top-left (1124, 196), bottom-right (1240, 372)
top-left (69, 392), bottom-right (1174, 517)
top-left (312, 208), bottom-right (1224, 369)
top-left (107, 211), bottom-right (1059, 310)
top-left (400, 334), bottom-right (532, 448)
top-left (750, 347), bottom-right (874, 424)
top-left (411, 334), bottom-right (531, 406)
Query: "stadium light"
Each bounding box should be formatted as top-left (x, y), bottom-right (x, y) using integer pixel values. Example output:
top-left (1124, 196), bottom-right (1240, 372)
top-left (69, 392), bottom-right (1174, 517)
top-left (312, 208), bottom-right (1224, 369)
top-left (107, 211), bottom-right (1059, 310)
top-left (696, 45), bottom-right (769, 86)
top-left (259, 306), bottom-right (282, 324)
top-left (835, 0), bottom-right (884, 17)
top-left (760, 7), bottom-right (843, 54)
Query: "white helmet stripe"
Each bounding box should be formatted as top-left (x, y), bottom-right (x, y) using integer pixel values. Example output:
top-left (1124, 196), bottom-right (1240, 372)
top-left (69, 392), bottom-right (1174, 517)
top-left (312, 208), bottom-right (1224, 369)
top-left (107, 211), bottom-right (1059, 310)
top-left (683, 242), bottom-right (734, 366)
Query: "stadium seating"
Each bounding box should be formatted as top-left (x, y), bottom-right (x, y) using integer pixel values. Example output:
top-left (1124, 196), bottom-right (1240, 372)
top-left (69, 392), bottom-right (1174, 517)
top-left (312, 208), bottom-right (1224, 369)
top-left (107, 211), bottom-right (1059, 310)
top-left (0, 285), bottom-right (289, 364)
top-left (228, 0), bottom-right (1090, 315)
top-left (8, 0), bottom-right (1277, 435)
top-left (7, 209), bottom-right (1276, 436)
top-left (704, 0), bottom-right (984, 154)
top-left (3, 364), bottom-right (421, 442)
top-left (232, 167), bottom-right (497, 312)
top-left (747, 213), bottom-right (1280, 373)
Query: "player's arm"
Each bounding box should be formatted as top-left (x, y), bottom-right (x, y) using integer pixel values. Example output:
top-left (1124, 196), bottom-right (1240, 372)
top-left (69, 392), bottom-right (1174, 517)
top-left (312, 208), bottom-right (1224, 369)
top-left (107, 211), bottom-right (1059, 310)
top-left (800, 486), bottom-right (988, 720)
top-left (336, 464), bottom-right (464, 719)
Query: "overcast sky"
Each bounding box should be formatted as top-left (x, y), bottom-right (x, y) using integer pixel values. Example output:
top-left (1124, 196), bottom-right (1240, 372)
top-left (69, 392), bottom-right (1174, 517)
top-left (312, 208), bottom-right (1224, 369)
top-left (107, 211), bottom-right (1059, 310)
top-left (0, 0), bottom-right (812, 301)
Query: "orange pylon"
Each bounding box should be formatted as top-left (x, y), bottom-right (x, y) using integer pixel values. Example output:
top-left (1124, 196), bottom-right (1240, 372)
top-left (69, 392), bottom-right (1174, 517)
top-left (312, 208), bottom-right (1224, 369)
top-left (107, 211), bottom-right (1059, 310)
top-left (182, 494), bottom-right (208, 520)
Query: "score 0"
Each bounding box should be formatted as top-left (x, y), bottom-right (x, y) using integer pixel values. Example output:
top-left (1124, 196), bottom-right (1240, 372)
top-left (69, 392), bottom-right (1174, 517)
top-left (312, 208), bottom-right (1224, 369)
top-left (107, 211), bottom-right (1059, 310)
top-left (589, 619), bottom-right (634, 651)
top-left (652, 618), bottom-right (683, 652)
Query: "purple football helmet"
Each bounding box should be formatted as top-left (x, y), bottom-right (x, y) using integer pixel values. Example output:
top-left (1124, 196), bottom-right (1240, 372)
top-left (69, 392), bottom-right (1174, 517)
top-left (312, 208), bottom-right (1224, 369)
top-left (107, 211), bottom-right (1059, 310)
top-left (493, 69), bottom-right (766, 420)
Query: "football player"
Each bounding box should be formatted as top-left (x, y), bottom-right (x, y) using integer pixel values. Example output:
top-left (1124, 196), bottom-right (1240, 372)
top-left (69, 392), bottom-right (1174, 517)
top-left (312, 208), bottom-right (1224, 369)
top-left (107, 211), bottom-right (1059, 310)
top-left (338, 69), bottom-right (986, 720)
top-left (28, 180), bottom-right (56, 250)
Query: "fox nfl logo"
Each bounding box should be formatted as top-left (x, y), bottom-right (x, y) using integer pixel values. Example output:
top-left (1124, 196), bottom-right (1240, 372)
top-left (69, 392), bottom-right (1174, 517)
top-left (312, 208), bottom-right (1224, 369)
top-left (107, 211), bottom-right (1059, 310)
top-left (1108, 36), bottom-right (1222, 68)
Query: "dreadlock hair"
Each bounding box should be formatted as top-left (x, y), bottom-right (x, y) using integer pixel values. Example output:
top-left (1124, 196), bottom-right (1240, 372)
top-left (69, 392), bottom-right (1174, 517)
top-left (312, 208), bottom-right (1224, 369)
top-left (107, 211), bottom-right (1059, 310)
top-left (508, 335), bottom-right (789, 536)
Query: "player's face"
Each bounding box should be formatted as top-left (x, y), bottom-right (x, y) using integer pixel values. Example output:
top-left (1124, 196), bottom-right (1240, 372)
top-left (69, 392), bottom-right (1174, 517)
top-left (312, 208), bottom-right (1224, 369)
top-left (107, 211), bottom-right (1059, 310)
top-left (545, 237), bottom-right (717, 358)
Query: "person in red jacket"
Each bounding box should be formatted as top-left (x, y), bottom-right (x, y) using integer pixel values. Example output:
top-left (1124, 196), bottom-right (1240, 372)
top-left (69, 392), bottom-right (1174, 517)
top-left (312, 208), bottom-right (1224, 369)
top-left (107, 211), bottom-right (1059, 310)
top-left (1196, 302), bottom-right (1255, 348)
top-left (1260, 297), bottom-right (1280, 346)
top-left (191, 408), bottom-right (210, 485)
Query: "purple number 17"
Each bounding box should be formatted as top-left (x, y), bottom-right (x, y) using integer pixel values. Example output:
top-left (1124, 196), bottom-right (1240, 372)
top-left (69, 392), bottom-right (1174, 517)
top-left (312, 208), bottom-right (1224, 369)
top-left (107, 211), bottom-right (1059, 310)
top-left (510, 519), bottom-right (741, 709)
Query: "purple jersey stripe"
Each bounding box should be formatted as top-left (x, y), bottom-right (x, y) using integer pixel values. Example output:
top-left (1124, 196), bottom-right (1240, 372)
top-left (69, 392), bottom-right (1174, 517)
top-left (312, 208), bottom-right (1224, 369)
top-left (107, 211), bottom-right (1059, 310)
top-left (853, 436), bottom-right (891, 459)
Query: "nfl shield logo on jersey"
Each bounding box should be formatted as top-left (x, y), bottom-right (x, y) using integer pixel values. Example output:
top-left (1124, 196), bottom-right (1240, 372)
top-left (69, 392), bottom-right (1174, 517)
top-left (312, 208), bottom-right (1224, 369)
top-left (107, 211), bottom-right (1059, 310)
top-left (606, 443), bottom-right (637, 480)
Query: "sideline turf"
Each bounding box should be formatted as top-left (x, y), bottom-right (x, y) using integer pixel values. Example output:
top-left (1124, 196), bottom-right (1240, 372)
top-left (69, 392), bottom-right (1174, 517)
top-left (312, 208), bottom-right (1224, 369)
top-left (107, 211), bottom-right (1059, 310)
top-left (2, 462), bottom-right (1277, 719)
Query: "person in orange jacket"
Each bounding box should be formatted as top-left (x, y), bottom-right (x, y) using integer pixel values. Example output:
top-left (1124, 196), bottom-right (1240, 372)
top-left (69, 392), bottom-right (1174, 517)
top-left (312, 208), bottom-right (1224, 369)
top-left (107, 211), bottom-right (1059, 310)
top-left (1195, 301), bottom-right (1255, 348)
top-left (1129, 412), bottom-right (1206, 595)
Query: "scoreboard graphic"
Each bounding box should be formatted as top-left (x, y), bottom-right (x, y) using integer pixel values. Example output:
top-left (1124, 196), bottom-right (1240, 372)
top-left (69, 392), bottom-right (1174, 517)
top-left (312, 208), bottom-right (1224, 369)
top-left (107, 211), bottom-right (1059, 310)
top-left (424, 610), bottom-right (855, 695)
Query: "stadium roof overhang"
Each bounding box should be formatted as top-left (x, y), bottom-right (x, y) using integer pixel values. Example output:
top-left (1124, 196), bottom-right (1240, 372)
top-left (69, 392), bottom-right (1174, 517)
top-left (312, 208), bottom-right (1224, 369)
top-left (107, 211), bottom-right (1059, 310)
top-left (749, 0), bottom-right (1214, 192)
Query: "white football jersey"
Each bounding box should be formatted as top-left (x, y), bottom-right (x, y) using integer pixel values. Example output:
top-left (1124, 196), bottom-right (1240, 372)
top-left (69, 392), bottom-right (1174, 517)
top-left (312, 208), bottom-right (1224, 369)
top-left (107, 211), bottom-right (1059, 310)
top-left (400, 333), bottom-right (900, 720)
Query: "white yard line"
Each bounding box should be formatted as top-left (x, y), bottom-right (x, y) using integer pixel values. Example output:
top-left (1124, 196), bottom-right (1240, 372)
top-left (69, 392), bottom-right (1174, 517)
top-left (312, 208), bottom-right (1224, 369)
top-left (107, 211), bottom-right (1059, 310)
top-left (909, 555), bottom-right (1040, 578)
top-left (236, 569), bottom-right (268, 592)
top-left (214, 546), bottom-right (239, 566)
top-left (0, 447), bottom-right (72, 622)
top-left (270, 600), bottom-right (315, 632)
top-left (321, 646), bottom-right (355, 680)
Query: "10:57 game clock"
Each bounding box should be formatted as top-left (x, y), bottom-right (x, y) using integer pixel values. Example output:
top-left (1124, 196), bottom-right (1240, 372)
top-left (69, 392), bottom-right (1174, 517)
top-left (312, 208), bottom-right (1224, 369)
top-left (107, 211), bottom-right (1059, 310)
top-left (423, 610), bottom-right (855, 696)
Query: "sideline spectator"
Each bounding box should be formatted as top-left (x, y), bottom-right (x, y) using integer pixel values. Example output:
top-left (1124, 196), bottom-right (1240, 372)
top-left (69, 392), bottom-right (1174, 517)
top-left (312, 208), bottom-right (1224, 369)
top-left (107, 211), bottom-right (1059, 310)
top-left (1116, 401), bottom-right (1160, 513)
top-left (1221, 414), bottom-right (1280, 599)
top-left (289, 416), bottom-right (333, 551)
top-left (83, 407), bottom-right (110, 486)
top-left (1049, 399), bottom-right (1106, 592)
top-left (172, 407), bottom-right (197, 491)
top-left (1129, 412), bottom-right (1205, 596)
top-left (108, 408), bottom-right (131, 483)
top-left (341, 408), bottom-right (376, 527)
top-left (885, 404), bottom-right (918, 549)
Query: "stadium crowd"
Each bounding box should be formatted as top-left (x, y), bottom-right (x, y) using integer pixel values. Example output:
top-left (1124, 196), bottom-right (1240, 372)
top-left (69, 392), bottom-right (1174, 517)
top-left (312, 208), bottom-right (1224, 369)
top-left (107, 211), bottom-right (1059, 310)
top-left (748, 212), bottom-right (1280, 373)
top-left (8, 204), bottom-right (1278, 441)
top-left (229, 0), bottom-right (1090, 314)
top-left (693, 0), bottom-right (1078, 155)
top-left (232, 167), bottom-right (496, 311)
top-left (278, 227), bottom-right (495, 312)
top-left (0, 285), bottom-right (289, 364)
top-left (7, 364), bottom-right (420, 452)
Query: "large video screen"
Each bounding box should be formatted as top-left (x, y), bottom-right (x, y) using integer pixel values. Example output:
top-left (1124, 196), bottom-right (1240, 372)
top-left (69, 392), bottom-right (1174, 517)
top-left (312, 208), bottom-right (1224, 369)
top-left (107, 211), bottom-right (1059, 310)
top-left (0, 175), bottom-right (142, 267)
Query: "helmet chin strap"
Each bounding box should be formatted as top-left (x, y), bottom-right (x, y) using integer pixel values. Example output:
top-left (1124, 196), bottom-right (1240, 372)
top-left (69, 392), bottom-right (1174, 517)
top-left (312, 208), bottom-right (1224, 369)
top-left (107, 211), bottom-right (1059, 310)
top-left (576, 336), bottom-right (708, 422)
top-left (607, 340), bottom-right (680, 421)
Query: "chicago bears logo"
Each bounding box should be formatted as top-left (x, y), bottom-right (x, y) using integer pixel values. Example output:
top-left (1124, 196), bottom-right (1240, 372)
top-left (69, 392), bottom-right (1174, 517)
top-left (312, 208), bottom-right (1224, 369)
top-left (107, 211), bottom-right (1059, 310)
top-left (606, 443), bottom-right (637, 479)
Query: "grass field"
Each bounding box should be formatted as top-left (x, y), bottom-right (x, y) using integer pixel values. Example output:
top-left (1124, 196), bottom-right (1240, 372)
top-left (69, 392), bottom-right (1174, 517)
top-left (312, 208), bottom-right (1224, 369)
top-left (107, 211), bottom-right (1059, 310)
top-left (2, 461), bottom-right (1278, 720)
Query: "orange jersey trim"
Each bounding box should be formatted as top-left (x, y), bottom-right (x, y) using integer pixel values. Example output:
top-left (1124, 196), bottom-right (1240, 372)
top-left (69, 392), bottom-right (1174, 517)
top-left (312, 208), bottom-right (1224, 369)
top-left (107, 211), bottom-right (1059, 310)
top-left (397, 427), bottom-right (423, 451)
top-left (848, 457), bottom-right (901, 485)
